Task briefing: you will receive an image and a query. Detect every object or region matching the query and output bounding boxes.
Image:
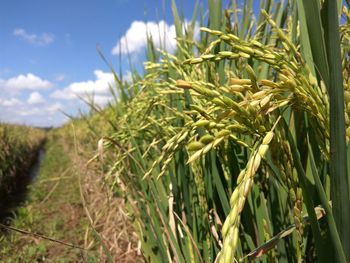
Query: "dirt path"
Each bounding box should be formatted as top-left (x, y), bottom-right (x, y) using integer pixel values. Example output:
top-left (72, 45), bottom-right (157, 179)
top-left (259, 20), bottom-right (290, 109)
top-left (0, 138), bottom-right (96, 262)
top-left (0, 130), bottom-right (142, 262)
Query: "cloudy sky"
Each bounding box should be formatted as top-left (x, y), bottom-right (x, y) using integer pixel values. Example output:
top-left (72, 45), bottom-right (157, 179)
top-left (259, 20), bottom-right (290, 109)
top-left (0, 0), bottom-right (204, 127)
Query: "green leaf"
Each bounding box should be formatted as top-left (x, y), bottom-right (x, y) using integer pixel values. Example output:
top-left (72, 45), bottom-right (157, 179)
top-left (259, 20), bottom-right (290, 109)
top-left (302, 0), bottom-right (329, 87)
top-left (324, 0), bottom-right (350, 261)
top-left (307, 138), bottom-right (346, 263)
top-left (283, 119), bottom-right (326, 262)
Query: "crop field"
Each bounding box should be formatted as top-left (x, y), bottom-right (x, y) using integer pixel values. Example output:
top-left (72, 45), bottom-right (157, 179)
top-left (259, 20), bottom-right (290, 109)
top-left (0, 123), bottom-right (45, 215)
top-left (1, 0), bottom-right (350, 262)
top-left (0, 123), bottom-right (45, 178)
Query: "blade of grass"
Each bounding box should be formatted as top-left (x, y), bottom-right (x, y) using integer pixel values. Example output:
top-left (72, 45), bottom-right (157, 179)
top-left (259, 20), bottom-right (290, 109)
top-left (296, 1), bottom-right (316, 77)
top-left (240, 206), bottom-right (327, 262)
top-left (324, 0), bottom-right (350, 261)
top-left (307, 137), bottom-right (346, 263)
top-left (283, 119), bottom-right (327, 263)
top-left (208, 0), bottom-right (222, 31)
top-left (239, 0), bottom-right (253, 39)
top-left (302, 0), bottom-right (329, 88)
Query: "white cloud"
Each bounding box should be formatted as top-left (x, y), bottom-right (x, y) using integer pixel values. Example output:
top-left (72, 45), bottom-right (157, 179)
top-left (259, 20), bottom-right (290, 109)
top-left (14, 102), bottom-right (62, 116)
top-left (0, 94), bottom-right (66, 126)
top-left (13, 28), bottom-right (55, 46)
top-left (50, 89), bottom-right (75, 100)
top-left (0, 73), bottom-right (53, 91)
top-left (70, 70), bottom-right (113, 94)
top-left (112, 20), bottom-right (177, 55)
top-left (47, 102), bottom-right (63, 113)
top-left (50, 70), bottom-right (115, 106)
top-left (27, 92), bottom-right (44, 105)
top-left (0, 70), bottom-right (116, 127)
top-left (92, 95), bottom-right (112, 106)
top-left (0, 97), bottom-right (22, 107)
top-left (18, 107), bottom-right (40, 116)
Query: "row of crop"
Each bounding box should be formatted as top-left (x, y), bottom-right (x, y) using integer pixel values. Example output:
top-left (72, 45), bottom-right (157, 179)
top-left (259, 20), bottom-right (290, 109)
top-left (0, 123), bottom-right (46, 213)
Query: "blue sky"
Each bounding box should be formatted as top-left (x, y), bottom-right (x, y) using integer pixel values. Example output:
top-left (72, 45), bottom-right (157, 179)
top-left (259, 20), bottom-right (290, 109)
top-left (0, 0), bottom-right (262, 127)
top-left (0, 0), bottom-right (207, 127)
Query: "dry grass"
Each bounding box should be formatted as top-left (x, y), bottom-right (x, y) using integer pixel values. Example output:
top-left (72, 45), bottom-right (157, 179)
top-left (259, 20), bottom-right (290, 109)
top-left (61, 120), bottom-right (143, 262)
top-left (77, 157), bottom-right (142, 262)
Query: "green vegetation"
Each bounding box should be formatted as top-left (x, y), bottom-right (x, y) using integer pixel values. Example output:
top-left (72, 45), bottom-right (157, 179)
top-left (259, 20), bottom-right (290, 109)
top-left (97, 1), bottom-right (350, 262)
top-left (0, 136), bottom-right (90, 262)
top-left (0, 123), bottom-right (45, 215)
top-left (0, 124), bottom-right (140, 262)
top-left (2, 1), bottom-right (350, 262)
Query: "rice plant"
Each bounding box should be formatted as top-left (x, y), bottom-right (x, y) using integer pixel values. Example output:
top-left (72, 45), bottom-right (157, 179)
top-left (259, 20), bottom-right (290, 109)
top-left (99, 0), bottom-right (350, 262)
top-left (0, 123), bottom-right (46, 215)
